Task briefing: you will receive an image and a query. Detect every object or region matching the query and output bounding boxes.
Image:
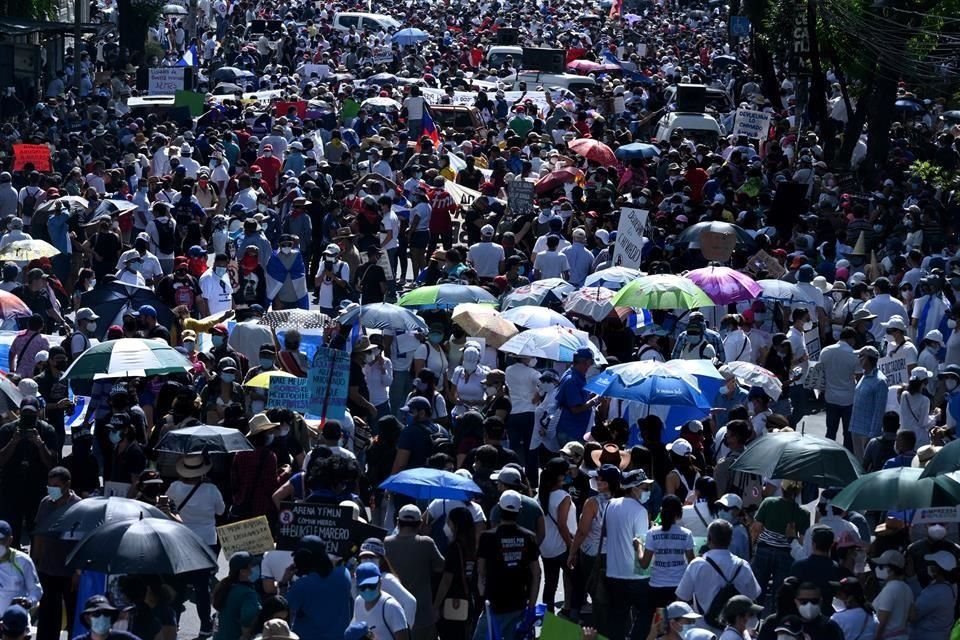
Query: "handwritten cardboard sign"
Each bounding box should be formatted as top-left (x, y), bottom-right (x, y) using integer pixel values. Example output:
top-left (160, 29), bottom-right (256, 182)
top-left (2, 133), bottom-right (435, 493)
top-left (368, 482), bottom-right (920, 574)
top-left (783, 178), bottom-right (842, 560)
top-left (217, 516), bottom-right (275, 557)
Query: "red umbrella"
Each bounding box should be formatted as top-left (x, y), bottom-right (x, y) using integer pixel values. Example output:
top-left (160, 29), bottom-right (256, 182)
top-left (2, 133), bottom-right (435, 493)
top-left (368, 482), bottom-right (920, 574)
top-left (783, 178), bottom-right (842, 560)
top-left (0, 290), bottom-right (30, 321)
top-left (568, 138), bottom-right (617, 166)
top-left (534, 167), bottom-right (584, 194)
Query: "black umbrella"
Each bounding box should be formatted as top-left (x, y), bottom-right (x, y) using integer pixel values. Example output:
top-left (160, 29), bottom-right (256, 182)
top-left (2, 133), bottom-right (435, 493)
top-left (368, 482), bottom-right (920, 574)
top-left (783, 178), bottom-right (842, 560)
top-left (79, 280), bottom-right (176, 341)
top-left (155, 425), bottom-right (253, 454)
top-left (67, 517), bottom-right (218, 574)
top-left (214, 82), bottom-right (243, 95)
top-left (34, 496), bottom-right (168, 538)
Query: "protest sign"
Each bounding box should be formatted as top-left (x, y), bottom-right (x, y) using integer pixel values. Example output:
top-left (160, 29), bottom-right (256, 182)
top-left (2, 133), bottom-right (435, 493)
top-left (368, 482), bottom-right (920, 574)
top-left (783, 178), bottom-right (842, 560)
top-left (541, 614), bottom-right (609, 640)
top-left (174, 90), bottom-right (205, 117)
top-left (729, 16), bottom-right (751, 37)
top-left (699, 228), bottom-right (737, 262)
top-left (12, 144), bottom-right (51, 172)
top-left (612, 207), bottom-right (649, 269)
top-left (732, 108), bottom-right (772, 140)
top-left (217, 516), bottom-right (275, 557)
top-left (506, 180), bottom-right (535, 214)
top-left (267, 376), bottom-right (310, 412)
top-left (746, 249), bottom-right (786, 278)
top-left (275, 101), bottom-right (307, 119)
top-left (148, 68), bottom-right (186, 95)
top-left (276, 502), bottom-right (354, 554)
top-left (878, 346), bottom-right (909, 386)
top-left (307, 347), bottom-right (351, 422)
top-left (299, 63), bottom-right (331, 81)
top-left (103, 481), bottom-right (132, 498)
top-left (912, 507), bottom-right (960, 525)
top-left (444, 180), bottom-right (480, 208)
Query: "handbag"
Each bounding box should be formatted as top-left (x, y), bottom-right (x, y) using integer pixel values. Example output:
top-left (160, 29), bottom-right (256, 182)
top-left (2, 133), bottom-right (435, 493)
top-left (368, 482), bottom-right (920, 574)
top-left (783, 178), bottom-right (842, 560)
top-left (442, 543), bottom-right (472, 622)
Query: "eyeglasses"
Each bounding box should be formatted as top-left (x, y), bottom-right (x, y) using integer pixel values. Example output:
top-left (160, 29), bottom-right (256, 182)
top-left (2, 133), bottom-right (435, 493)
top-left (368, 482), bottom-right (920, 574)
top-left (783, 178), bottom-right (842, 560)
top-left (796, 598), bottom-right (820, 605)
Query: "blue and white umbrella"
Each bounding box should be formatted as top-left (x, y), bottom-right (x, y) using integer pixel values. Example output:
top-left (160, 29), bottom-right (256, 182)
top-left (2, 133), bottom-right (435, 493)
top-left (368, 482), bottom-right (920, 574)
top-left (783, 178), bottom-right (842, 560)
top-left (614, 142), bottom-right (661, 161)
top-left (498, 326), bottom-right (606, 365)
top-left (585, 361), bottom-right (710, 408)
top-left (381, 468), bottom-right (481, 500)
top-left (337, 303), bottom-right (427, 333)
top-left (757, 279), bottom-right (817, 305)
top-left (392, 28), bottom-right (430, 46)
top-left (584, 266), bottom-right (644, 291)
top-left (501, 306), bottom-right (575, 329)
top-left (672, 359), bottom-right (726, 399)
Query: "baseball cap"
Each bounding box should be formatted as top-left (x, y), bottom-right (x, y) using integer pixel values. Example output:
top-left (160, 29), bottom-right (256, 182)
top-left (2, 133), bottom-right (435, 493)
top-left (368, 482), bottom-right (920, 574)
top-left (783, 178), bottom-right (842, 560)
top-left (401, 396), bottom-right (432, 414)
top-left (355, 561), bottom-right (382, 586)
top-left (490, 466), bottom-right (523, 487)
top-left (0, 521), bottom-right (11, 538)
top-left (620, 469), bottom-right (653, 489)
top-left (856, 345), bottom-right (880, 359)
top-left (871, 549), bottom-right (906, 568)
top-left (667, 438), bottom-right (693, 457)
top-left (228, 551), bottom-right (255, 572)
top-left (344, 622), bottom-right (371, 640)
top-left (498, 489), bottom-right (522, 513)
top-left (137, 304), bottom-right (157, 318)
top-left (925, 550), bottom-right (957, 572)
top-left (722, 595), bottom-right (763, 619)
top-left (716, 493), bottom-right (743, 510)
top-left (76, 307), bottom-right (99, 322)
top-left (774, 616), bottom-right (805, 636)
top-left (19, 397), bottom-right (39, 413)
top-left (359, 538), bottom-right (385, 558)
top-left (572, 347), bottom-right (593, 361)
top-left (480, 224), bottom-right (495, 237)
top-left (1, 605), bottom-right (29, 636)
top-left (666, 601), bottom-right (701, 622)
top-left (397, 504), bottom-right (422, 523)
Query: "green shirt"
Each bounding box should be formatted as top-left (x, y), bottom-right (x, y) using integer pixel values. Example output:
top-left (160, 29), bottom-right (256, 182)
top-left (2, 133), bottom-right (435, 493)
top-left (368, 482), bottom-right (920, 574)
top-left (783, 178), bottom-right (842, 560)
top-left (490, 494), bottom-right (544, 534)
top-left (213, 582), bottom-right (260, 640)
top-left (755, 496), bottom-right (809, 548)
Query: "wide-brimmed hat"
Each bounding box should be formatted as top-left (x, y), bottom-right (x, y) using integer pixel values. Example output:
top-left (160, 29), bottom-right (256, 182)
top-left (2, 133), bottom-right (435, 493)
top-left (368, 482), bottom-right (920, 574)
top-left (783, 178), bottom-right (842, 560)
top-left (590, 443), bottom-right (631, 470)
top-left (176, 452), bottom-right (212, 478)
top-left (261, 619), bottom-right (300, 640)
top-left (333, 227), bottom-right (356, 240)
top-left (248, 412), bottom-right (280, 437)
top-left (352, 336), bottom-right (378, 353)
top-left (82, 595), bottom-right (119, 617)
top-left (851, 308), bottom-right (876, 323)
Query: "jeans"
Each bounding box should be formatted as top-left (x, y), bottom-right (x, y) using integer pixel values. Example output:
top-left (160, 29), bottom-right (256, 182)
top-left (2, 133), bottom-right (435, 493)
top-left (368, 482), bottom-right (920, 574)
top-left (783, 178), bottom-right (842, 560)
top-left (390, 371), bottom-right (412, 418)
top-left (36, 573), bottom-right (76, 640)
top-left (751, 543), bottom-right (794, 612)
top-left (472, 609), bottom-right (523, 640)
top-left (506, 412), bottom-right (537, 487)
top-left (604, 578), bottom-right (650, 640)
top-left (542, 553), bottom-right (568, 613)
top-left (788, 385), bottom-right (809, 428)
top-left (825, 403), bottom-right (853, 451)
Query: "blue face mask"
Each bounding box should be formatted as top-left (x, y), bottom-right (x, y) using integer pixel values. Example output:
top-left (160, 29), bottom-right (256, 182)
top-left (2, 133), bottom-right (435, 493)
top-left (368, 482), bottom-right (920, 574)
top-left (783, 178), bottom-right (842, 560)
top-left (259, 358), bottom-right (274, 370)
top-left (109, 431), bottom-right (122, 445)
top-left (89, 615), bottom-right (112, 635)
top-left (518, 266), bottom-right (526, 276)
top-left (428, 332), bottom-right (443, 344)
top-left (359, 587), bottom-right (380, 602)
top-left (405, 414), bottom-right (416, 427)
top-left (222, 373), bottom-right (235, 384)
top-left (212, 335), bottom-right (224, 347)
top-left (47, 485), bottom-right (63, 501)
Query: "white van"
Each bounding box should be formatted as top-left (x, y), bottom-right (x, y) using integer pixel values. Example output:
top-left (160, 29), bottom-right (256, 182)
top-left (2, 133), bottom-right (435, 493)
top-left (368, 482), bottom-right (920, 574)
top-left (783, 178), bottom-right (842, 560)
top-left (502, 71), bottom-right (596, 93)
top-left (331, 12), bottom-right (401, 32)
top-left (486, 46), bottom-right (523, 68)
top-left (654, 112), bottom-right (724, 145)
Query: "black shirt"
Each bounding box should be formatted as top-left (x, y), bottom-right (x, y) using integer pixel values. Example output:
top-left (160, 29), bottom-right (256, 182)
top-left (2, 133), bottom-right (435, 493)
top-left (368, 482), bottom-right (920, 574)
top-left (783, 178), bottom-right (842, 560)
top-left (477, 522), bottom-right (539, 613)
top-left (0, 418), bottom-right (57, 488)
top-left (789, 554), bottom-right (842, 611)
top-left (347, 360), bottom-right (370, 419)
top-left (111, 441), bottom-right (147, 483)
top-left (356, 262), bottom-right (387, 304)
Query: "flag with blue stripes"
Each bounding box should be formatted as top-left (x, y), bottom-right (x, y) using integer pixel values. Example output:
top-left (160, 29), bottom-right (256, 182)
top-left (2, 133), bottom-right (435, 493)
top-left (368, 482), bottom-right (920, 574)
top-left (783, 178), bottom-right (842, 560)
top-left (176, 45), bottom-right (199, 67)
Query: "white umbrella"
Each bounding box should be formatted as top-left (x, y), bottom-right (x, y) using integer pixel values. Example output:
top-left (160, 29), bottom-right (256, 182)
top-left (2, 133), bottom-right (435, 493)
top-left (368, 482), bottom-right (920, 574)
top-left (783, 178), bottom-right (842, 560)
top-left (584, 266), bottom-right (644, 291)
top-left (757, 280), bottom-right (816, 305)
top-left (563, 287), bottom-right (616, 322)
top-left (361, 97), bottom-right (402, 110)
top-left (719, 361), bottom-right (783, 401)
top-left (500, 306), bottom-right (575, 329)
top-left (498, 326), bottom-right (606, 365)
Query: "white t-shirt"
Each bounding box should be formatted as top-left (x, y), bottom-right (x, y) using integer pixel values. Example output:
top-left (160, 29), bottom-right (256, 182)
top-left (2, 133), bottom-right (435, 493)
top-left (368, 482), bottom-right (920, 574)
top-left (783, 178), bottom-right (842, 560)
top-left (425, 499), bottom-right (486, 526)
top-left (316, 260), bottom-right (350, 310)
top-left (538, 489), bottom-right (576, 559)
top-left (533, 251), bottom-right (569, 279)
top-left (381, 211), bottom-right (400, 251)
top-left (603, 497), bottom-right (649, 580)
top-left (352, 592), bottom-right (409, 640)
top-left (505, 362), bottom-right (541, 414)
top-left (403, 96), bottom-right (425, 120)
top-left (831, 607), bottom-right (877, 640)
top-left (261, 549), bottom-right (293, 584)
top-left (644, 524), bottom-right (694, 588)
top-left (872, 580), bottom-right (914, 640)
top-left (680, 502), bottom-right (714, 540)
top-left (467, 242), bottom-right (505, 278)
top-left (381, 573), bottom-right (417, 627)
top-left (166, 481), bottom-right (225, 545)
top-left (199, 269), bottom-right (234, 315)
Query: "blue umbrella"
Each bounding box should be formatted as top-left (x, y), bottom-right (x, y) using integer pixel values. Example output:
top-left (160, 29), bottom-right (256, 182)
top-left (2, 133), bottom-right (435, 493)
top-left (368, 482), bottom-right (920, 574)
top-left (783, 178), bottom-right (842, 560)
top-left (392, 28), bottom-right (430, 46)
top-left (338, 303), bottom-right (428, 333)
top-left (614, 142), bottom-right (661, 161)
top-left (586, 361), bottom-right (711, 408)
top-left (380, 468), bottom-right (482, 500)
top-left (894, 99), bottom-right (924, 114)
top-left (672, 359), bottom-right (725, 400)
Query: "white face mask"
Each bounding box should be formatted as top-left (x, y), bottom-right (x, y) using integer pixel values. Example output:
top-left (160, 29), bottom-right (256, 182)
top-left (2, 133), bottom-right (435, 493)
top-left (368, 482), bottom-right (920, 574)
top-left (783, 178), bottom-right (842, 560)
top-left (802, 320), bottom-right (814, 332)
top-left (950, 319), bottom-right (958, 329)
top-left (485, 385), bottom-right (499, 396)
top-left (537, 382), bottom-right (556, 396)
top-left (797, 602), bottom-right (820, 620)
top-left (637, 490), bottom-right (651, 503)
top-left (364, 352), bottom-right (376, 365)
top-left (928, 524), bottom-right (947, 540)
top-left (746, 615), bottom-right (759, 631)
top-left (874, 566), bottom-right (889, 581)
top-left (281, 246), bottom-right (292, 255)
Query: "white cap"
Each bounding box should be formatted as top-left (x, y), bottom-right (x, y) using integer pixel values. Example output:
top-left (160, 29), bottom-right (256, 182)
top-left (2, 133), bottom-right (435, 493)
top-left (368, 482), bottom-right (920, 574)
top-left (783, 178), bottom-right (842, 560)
top-left (323, 243), bottom-right (341, 256)
top-left (397, 504), bottom-right (423, 523)
top-left (572, 228), bottom-right (587, 242)
top-left (883, 315), bottom-right (908, 332)
top-left (925, 550), bottom-right (957, 572)
top-left (684, 420), bottom-right (703, 433)
top-left (910, 366), bottom-right (931, 382)
top-left (667, 438), bottom-right (693, 457)
top-left (925, 329), bottom-right (944, 344)
top-left (716, 493), bottom-right (743, 510)
top-left (498, 489), bottom-right (522, 513)
top-left (480, 224), bottom-right (495, 237)
top-left (595, 229), bottom-right (610, 245)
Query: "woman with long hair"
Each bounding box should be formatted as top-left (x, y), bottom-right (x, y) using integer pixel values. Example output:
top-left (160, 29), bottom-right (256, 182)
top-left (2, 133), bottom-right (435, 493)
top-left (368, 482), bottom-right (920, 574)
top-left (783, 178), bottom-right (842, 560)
top-left (899, 368), bottom-right (934, 447)
top-left (639, 495), bottom-right (695, 617)
top-left (433, 508), bottom-right (479, 640)
top-left (212, 552), bottom-right (262, 640)
top-left (663, 439), bottom-right (700, 505)
top-left (537, 458), bottom-right (577, 614)
top-left (681, 476), bottom-right (720, 541)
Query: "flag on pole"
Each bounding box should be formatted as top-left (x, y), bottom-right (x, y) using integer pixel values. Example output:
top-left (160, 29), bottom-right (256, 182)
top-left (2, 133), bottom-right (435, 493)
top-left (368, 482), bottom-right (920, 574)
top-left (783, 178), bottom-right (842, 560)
top-left (419, 108), bottom-right (441, 149)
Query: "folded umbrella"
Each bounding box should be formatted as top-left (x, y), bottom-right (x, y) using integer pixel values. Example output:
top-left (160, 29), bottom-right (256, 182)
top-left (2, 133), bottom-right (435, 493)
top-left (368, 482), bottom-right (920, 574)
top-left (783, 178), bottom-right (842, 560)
top-left (500, 306), bottom-right (575, 329)
top-left (729, 432), bottom-right (863, 486)
top-left (832, 467), bottom-right (960, 511)
top-left (155, 425), bottom-right (253, 454)
top-left (381, 468), bottom-right (482, 500)
top-left (67, 517), bottom-right (218, 574)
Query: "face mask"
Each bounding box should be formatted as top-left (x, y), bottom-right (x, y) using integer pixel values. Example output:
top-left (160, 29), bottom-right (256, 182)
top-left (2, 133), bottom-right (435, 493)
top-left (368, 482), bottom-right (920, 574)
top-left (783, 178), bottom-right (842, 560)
top-left (0, 545), bottom-right (7, 557)
top-left (109, 430), bottom-right (122, 444)
top-left (797, 602), bottom-right (820, 620)
top-left (929, 524), bottom-right (947, 540)
top-left (538, 382), bottom-right (556, 396)
top-left (90, 615), bottom-right (112, 635)
top-left (874, 566), bottom-right (889, 581)
top-left (87, 322), bottom-right (98, 333)
top-left (428, 332), bottom-right (443, 344)
top-left (184, 341), bottom-right (196, 353)
top-left (360, 587), bottom-right (380, 602)
top-left (214, 266), bottom-right (227, 277)
top-left (249, 566), bottom-right (261, 582)
top-left (264, 433), bottom-right (275, 446)
top-left (680, 623), bottom-right (695, 637)
top-left (485, 385), bottom-right (499, 396)
top-left (47, 485), bottom-right (63, 501)
top-left (364, 353), bottom-right (376, 365)
top-left (281, 247), bottom-right (292, 255)
top-left (638, 490), bottom-right (651, 503)
top-left (260, 358), bottom-right (274, 369)
top-left (832, 597), bottom-right (847, 612)
top-left (718, 509), bottom-right (733, 522)
top-left (222, 373), bottom-right (235, 383)
top-left (802, 321), bottom-right (814, 332)
top-left (746, 616), bottom-right (759, 631)
top-left (948, 379), bottom-right (959, 392)
top-left (89, 279), bottom-right (97, 289)
top-left (524, 357), bottom-right (537, 368)
top-left (212, 335), bottom-right (225, 347)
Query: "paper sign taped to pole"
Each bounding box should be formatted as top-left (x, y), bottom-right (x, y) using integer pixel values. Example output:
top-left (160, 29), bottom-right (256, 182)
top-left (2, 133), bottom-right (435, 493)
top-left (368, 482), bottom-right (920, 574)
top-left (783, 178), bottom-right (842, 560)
top-left (612, 207), bottom-right (649, 269)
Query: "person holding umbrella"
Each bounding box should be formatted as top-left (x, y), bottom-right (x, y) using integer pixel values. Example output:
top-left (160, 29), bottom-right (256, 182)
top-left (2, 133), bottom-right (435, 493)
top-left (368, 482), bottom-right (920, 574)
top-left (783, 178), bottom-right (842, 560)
top-left (213, 552), bottom-right (263, 640)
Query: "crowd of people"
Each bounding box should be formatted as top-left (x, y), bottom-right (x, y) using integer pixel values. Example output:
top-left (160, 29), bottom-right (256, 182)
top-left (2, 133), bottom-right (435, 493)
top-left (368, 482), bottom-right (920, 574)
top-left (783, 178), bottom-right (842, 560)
top-left (0, 0), bottom-right (960, 637)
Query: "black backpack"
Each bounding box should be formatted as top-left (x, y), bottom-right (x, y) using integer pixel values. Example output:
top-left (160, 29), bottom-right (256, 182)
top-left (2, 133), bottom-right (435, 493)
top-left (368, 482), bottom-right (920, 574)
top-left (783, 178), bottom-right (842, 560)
top-left (703, 556), bottom-right (743, 629)
top-left (21, 187), bottom-right (39, 219)
top-left (420, 421), bottom-right (454, 457)
top-left (155, 218), bottom-right (176, 254)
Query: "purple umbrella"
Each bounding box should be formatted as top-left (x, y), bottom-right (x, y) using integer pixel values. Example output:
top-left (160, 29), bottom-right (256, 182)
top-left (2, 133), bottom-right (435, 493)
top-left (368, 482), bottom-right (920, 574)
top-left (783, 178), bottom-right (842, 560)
top-left (686, 266), bottom-right (762, 305)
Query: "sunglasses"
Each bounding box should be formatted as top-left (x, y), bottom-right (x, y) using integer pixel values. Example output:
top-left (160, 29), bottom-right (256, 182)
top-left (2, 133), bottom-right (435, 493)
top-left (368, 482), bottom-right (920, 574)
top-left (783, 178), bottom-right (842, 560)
top-left (796, 598), bottom-right (820, 605)
top-left (358, 584), bottom-right (378, 592)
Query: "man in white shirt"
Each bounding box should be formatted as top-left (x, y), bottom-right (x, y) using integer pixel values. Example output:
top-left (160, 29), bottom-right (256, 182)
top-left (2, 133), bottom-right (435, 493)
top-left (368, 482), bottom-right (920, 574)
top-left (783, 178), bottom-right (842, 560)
top-left (675, 520), bottom-right (762, 632)
top-left (864, 277), bottom-right (908, 337)
top-left (604, 469), bottom-right (654, 640)
top-left (467, 225), bottom-right (505, 280)
top-left (504, 357), bottom-right (541, 475)
top-left (533, 235), bottom-right (569, 280)
top-left (179, 145), bottom-right (201, 179)
top-left (115, 233), bottom-right (163, 286)
top-left (785, 308), bottom-right (811, 427)
top-left (198, 254), bottom-right (234, 317)
top-left (315, 244), bottom-right (350, 316)
top-left (818, 328), bottom-right (860, 449)
top-left (721, 314), bottom-right (753, 364)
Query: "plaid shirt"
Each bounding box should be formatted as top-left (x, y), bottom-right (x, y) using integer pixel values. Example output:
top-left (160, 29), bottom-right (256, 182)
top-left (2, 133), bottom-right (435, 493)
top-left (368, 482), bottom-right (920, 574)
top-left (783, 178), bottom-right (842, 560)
top-left (850, 368), bottom-right (889, 438)
top-left (671, 327), bottom-right (726, 363)
top-left (230, 446), bottom-right (284, 518)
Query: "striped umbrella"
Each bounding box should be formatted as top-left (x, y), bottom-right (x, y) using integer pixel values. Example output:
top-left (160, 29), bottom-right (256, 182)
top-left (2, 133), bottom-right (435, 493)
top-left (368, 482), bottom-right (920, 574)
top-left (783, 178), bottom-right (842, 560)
top-left (62, 338), bottom-right (192, 380)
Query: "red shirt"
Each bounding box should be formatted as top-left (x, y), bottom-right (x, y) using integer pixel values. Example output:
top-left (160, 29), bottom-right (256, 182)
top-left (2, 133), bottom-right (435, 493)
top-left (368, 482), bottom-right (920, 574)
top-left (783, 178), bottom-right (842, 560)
top-left (255, 155), bottom-right (282, 192)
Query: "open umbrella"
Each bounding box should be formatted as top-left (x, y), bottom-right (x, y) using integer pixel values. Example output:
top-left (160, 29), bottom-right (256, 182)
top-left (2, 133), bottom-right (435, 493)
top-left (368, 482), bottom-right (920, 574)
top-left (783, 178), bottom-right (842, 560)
top-left (79, 280), bottom-right (175, 340)
top-left (0, 290), bottom-right (31, 321)
top-left (498, 326), bottom-right (606, 365)
top-left (162, 3), bottom-right (187, 13)
top-left (833, 467), bottom-right (960, 511)
top-left (730, 432), bottom-right (863, 486)
top-left (0, 372), bottom-right (23, 407)
top-left (213, 82), bottom-right (243, 95)
top-left (35, 497), bottom-right (168, 538)
top-left (567, 138), bottom-right (617, 166)
top-left (62, 338), bottom-right (191, 380)
top-left (337, 303), bottom-right (427, 333)
top-left (380, 468), bottom-right (482, 500)
top-left (586, 361), bottom-right (710, 407)
top-left (676, 221), bottom-right (755, 248)
top-left (451, 304), bottom-right (518, 348)
top-left (567, 60), bottom-right (619, 73)
top-left (0, 239), bottom-right (60, 261)
top-left (245, 370), bottom-right (298, 389)
top-left (672, 359), bottom-right (726, 400)
top-left (35, 196), bottom-right (88, 214)
top-left (614, 142), bottom-right (661, 161)
top-left (584, 266), bottom-right (644, 291)
top-left (392, 27), bottom-right (430, 45)
top-left (399, 284), bottom-right (497, 310)
top-left (361, 97), bottom-right (402, 111)
top-left (501, 279), bottom-right (577, 310)
top-left (91, 199), bottom-right (139, 219)
top-left (500, 306), bottom-right (575, 329)
top-left (757, 280), bottom-right (817, 305)
top-left (367, 72), bottom-right (399, 85)
top-left (686, 266), bottom-right (761, 305)
top-left (920, 439), bottom-right (960, 478)
top-left (712, 54), bottom-right (745, 69)
top-left (534, 167), bottom-right (584, 195)
top-left (259, 309), bottom-right (332, 330)
top-left (155, 425), bottom-right (253, 454)
top-left (719, 361), bottom-right (782, 401)
top-left (563, 287), bottom-right (617, 322)
top-left (613, 274), bottom-right (714, 310)
top-left (67, 517), bottom-right (218, 574)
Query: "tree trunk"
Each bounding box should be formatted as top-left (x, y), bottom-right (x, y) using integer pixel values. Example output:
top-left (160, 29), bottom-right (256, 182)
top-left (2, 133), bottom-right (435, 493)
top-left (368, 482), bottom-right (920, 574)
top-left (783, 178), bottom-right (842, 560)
top-left (117, 0), bottom-right (149, 60)
top-left (751, 35), bottom-right (783, 110)
top-left (806, 0), bottom-right (828, 126)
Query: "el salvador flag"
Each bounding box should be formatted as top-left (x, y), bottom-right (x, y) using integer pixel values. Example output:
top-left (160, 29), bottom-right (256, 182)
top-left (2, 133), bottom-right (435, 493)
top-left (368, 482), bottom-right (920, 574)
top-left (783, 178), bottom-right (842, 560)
top-left (177, 45), bottom-right (199, 67)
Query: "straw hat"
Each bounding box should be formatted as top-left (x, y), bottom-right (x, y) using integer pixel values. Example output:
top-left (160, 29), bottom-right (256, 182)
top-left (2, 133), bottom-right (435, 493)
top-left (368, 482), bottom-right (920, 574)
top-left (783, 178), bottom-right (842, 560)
top-left (176, 452), bottom-right (212, 478)
top-left (248, 412), bottom-right (280, 437)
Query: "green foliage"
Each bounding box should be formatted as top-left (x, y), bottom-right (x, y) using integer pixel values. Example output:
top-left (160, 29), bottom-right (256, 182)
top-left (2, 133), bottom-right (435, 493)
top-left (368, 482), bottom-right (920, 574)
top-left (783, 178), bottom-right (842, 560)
top-left (0, 0), bottom-right (58, 20)
top-left (909, 159), bottom-right (960, 191)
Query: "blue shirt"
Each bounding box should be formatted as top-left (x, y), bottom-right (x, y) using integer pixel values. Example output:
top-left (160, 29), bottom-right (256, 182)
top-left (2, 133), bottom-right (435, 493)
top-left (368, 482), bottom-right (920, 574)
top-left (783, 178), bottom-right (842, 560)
top-left (286, 567), bottom-right (353, 640)
top-left (556, 367), bottom-right (591, 443)
top-left (561, 243), bottom-right (595, 287)
top-left (849, 368), bottom-right (888, 437)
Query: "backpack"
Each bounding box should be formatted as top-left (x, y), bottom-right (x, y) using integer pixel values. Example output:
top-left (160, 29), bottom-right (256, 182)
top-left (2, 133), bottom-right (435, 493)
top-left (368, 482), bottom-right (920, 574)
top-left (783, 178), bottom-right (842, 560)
top-left (420, 421), bottom-right (454, 457)
top-left (61, 331), bottom-right (89, 361)
top-left (702, 556), bottom-right (743, 629)
top-left (155, 218), bottom-right (176, 255)
top-left (21, 187), bottom-right (39, 219)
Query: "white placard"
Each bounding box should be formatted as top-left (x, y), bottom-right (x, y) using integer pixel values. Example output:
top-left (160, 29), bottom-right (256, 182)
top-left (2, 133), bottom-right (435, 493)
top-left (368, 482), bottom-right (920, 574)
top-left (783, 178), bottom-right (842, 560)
top-left (912, 506), bottom-right (960, 525)
top-left (878, 349), bottom-right (909, 386)
top-left (612, 207), bottom-right (649, 269)
top-left (732, 108), bottom-right (772, 140)
top-left (148, 67), bottom-right (186, 95)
